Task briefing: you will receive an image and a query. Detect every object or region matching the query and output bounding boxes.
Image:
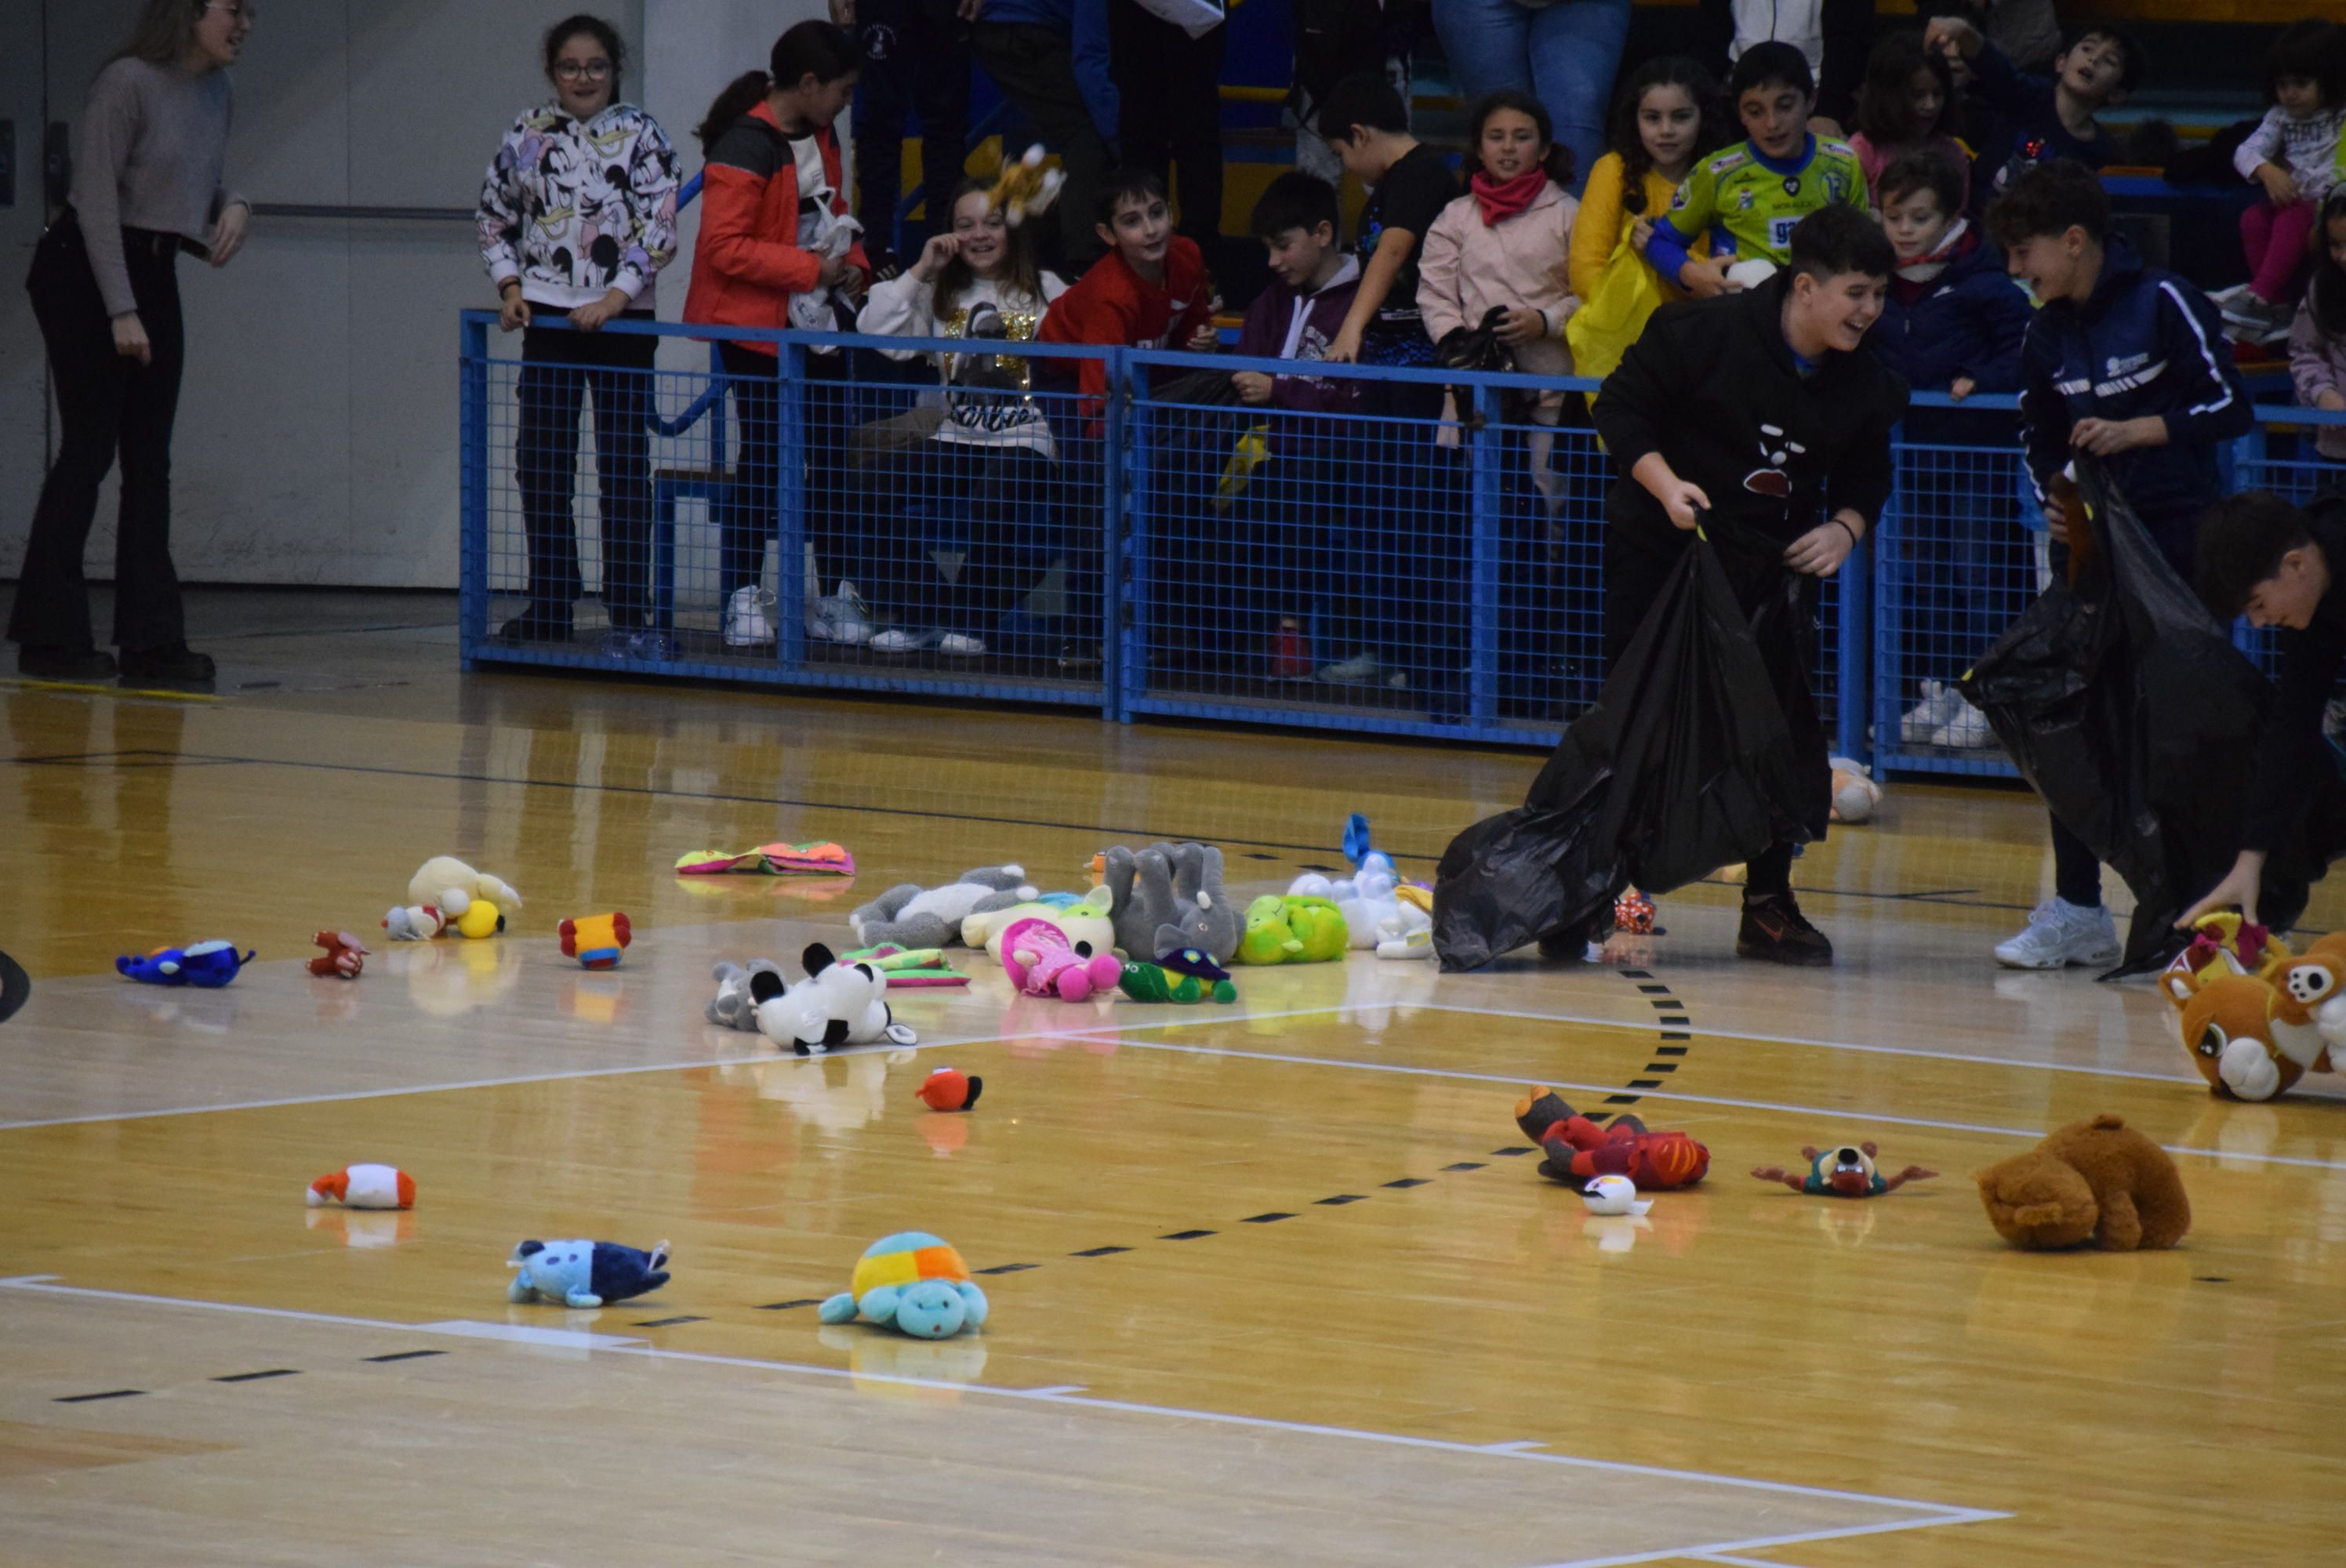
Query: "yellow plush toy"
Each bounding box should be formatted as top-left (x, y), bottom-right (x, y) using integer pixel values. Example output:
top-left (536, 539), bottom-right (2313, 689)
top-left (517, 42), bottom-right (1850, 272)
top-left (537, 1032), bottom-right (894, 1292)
top-left (986, 144), bottom-right (1065, 229)
top-left (453, 899), bottom-right (504, 940)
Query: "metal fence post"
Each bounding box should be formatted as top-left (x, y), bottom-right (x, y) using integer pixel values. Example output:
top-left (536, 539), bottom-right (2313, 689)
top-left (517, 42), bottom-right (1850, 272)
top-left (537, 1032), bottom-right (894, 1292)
top-left (1837, 511), bottom-right (1873, 765)
top-left (1106, 348), bottom-right (1134, 721)
top-left (1468, 378), bottom-right (1502, 728)
top-left (777, 339), bottom-right (807, 669)
top-left (458, 311), bottom-right (490, 670)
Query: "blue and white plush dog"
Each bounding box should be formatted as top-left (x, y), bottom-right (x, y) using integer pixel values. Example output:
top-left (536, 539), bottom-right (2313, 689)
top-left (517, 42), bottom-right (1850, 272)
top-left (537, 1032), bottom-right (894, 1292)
top-left (116, 941), bottom-right (255, 988)
top-left (506, 1238), bottom-right (670, 1308)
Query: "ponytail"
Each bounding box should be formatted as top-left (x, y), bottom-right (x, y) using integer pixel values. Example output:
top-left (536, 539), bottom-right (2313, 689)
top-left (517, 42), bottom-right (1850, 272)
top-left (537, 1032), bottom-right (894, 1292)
top-left (695, 69), bottom-right (769, 155)
top-left (696, 23), bottom-right (861, 154)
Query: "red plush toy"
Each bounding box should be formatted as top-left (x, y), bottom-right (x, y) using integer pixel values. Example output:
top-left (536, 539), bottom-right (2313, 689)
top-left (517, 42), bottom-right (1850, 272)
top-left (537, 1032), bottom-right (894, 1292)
top-left (307, 930), bottom-right (370, 979)
top-left (917, 1066), bottom-right (982, 1112)
top-left (1514, 1087), bottom-right (1709, 1189)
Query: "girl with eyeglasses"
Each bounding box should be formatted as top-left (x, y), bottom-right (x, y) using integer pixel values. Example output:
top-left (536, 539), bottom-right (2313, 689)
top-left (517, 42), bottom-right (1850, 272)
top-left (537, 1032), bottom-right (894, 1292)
top-left (475, 13), bottom-right (681, 650)
top-left (11, 0), bottom-right (255, 686)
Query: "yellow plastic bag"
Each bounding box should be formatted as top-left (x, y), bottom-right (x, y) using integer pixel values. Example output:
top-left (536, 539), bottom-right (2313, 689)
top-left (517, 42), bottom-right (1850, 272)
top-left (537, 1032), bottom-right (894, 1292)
top-left (1211, 423), bottom-right (1273, 513)
top-left (1565, 223), bottom-right (1669, 385)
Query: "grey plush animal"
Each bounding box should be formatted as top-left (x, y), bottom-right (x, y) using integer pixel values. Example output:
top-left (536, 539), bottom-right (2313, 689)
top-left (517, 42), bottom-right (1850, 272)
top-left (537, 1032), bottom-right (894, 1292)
top-left (1102, 842), bottom-right (1240, 963)
top-left (707, 959), bottom-right (786, 1031)
top-left (851, 865), bottom-right (1037, 949)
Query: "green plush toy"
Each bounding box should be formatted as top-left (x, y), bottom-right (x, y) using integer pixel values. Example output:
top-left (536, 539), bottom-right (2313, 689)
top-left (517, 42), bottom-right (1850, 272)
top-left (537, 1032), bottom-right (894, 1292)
top-left (1119, 947), bottom-right (1239, 1003)
top-left (840, 945), bottom-right (966, 988)
top-left (1237, 895), bottom-right (1304, 964)
top-left (1282, 895), bottom-right (1349, 961)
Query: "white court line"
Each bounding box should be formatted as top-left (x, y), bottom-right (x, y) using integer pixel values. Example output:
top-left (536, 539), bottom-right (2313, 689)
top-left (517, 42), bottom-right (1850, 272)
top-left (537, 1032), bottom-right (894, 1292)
top-left (0, 1273), bottom-right (2003, 1543)
top-left (1531, 1510), bottom-right (2006, 1568)
top-left (1698, 1555), bottom-right (1817, 1568)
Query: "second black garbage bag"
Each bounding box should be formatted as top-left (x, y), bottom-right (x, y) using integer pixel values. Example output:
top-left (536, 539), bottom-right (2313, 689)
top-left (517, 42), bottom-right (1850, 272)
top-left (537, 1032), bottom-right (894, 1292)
top-left (1433, 524), bottom-right (1830, 971)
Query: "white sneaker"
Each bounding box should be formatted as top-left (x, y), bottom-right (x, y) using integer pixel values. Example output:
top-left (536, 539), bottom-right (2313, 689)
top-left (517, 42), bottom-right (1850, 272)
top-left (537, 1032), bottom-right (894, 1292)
top-left (868, 626), bottom-right (929, 653)
top-left (808, 582), bottom-right (874, 646)
top-left (1901, 680), bottom-right (1965, 744)
top-left (935, 632), bottom-right (986, 656)
top-left (724, 586), bottom-right (775, 647)
top-left (1317, 652), bottom-right (1381, 684)
top-left (1930, 699), bottom-right (1999, 750)
top-left (1994, 897), bottom-right (2121, 970)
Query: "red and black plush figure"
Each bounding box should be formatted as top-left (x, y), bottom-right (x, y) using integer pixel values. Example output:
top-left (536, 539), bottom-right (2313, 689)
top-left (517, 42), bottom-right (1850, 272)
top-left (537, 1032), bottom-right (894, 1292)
top-left (1752, 1142), bottom-right (1937, 1197)
top-left (307, 931), bottom-right (370, 979)
top-left (1514, 1087), bottom-right (1709, 1190)
top-left (916, 1066), bottom-right (982, 1112)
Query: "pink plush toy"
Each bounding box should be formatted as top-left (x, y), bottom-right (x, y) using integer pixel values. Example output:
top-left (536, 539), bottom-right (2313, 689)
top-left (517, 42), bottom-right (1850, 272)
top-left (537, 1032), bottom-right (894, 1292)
top-left (1000, 917), bottom-right (1120, 1001)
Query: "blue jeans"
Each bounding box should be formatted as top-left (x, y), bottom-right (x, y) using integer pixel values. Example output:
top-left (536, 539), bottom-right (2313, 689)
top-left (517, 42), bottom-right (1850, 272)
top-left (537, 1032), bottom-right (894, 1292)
top-left (1430, 0), bottom-right (1630, 195)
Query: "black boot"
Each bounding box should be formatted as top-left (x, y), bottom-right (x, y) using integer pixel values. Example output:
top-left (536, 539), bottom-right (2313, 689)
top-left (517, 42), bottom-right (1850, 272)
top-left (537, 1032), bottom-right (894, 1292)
top-left (17, 644), bottom-right (118, 681)
top-left (1736, 892), bottom-right (1833, 967)
top-left (118, 643), bottom-right (216, 686)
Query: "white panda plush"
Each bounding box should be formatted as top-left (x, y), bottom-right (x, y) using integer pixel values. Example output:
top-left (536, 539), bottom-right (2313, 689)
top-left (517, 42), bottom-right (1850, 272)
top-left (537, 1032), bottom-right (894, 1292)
top-left (748, 944), bottom-right (917, 1055)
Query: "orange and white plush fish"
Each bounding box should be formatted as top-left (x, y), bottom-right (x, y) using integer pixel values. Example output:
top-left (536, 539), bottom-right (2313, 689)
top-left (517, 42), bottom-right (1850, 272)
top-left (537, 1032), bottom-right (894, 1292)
top-left (307, 1163), bottom-right (416, 1210)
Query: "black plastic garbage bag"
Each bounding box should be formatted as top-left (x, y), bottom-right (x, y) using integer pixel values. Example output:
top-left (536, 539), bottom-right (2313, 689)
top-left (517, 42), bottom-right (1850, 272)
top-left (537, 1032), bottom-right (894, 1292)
top-left (1433, 526), bottom-right (1829, 971)
top-left (1959, 459), bottom-right (2346, 976)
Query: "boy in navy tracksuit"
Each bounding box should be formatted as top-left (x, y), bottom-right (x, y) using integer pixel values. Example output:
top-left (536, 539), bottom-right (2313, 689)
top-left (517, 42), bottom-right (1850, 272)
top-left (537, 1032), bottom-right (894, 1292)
top-left (1866, 148), bottom-right (2035, 750)
top-left (1985, 158), bottom-right (2254, 971)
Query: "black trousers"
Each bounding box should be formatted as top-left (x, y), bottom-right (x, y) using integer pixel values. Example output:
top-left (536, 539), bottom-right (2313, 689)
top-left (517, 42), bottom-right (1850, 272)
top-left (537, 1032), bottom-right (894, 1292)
top-left (865, 439), bottom-right (1055, 635)
top-left (9, 212), bottom-right (187, 654)
top-left (971, 20), bottom-right (1116, 270)
top-left (717, 342), bottom-right (854, 599)
top-left (1109, 2), bottom-right (1226, 249)
top-left (852, 0), bottom-right (973, 262)
top-left (514, 311), bottom-right (656, 633)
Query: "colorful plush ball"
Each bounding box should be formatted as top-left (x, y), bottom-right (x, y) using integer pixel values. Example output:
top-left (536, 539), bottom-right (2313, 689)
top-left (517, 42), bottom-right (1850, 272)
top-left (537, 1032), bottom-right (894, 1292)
top-left (558, 912), bottom-right (631, 969)
top-left (453, 900), bottom-right (504, 940)
top-left (916, 1067), bottom-right (982, 1112)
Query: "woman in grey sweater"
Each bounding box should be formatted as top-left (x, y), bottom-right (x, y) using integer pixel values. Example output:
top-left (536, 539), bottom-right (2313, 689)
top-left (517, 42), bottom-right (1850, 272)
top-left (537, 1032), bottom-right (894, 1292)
top-left (9, 0), bottom-right (253, 686)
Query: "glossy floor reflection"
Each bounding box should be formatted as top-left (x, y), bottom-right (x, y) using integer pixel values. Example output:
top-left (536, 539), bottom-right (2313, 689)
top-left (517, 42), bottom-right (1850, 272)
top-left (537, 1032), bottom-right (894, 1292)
top-left (1, 593), bottom-right (2341, 1566)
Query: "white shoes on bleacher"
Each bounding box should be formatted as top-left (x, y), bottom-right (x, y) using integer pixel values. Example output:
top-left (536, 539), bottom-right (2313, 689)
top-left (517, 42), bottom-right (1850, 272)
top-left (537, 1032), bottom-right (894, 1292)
top-left (808, 582), bottom-right (874, 646)
top-left (724, 586), bottom-right (774, 648)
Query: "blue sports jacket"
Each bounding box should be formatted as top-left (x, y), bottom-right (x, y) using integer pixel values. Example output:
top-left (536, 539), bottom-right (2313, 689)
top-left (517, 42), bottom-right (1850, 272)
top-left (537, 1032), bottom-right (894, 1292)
top-left (2017, 237), bottom-right (2251, 531)
top-left (1868, 228), bottom-right (2032, 444)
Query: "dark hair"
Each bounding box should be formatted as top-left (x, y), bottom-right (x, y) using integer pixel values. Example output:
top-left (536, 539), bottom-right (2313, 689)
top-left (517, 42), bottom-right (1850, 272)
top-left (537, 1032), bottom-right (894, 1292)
top-left (1730, 40), bottom-right (1814, 102)
top-left (543, 14), bottom-right (625, 94)
top-left (1466, 89), bottom-right (1575, 191)
top-left (1988, 158), bottom-right (2110, 247)
top-left (695, 22), bottom-right (862, 154)
top-left (1788, 203), bottom-right (1895, 281)
top-left (2310, 189), bottom-right (2346, 337)
top-left (1876, 147), bottom-right (1964, 216)
top-left (928, 176), bottom-right (1047, 322)
top-left (1609, 56), bottom-right (1721, 216)
top-left (1855, 31), bottom-right (1956, 147)
top-left (1316, 71), bottom-right (1409, 142)
top-left (1095, 167), bottom-right (1169, 227)
top-left (111, 0), bottom-right (206, 67)
top-left (2058, 25), bottom-right (2146, 100)
top-left (2195, 491), bottom-right (2315, 620)
top-left (1250, 170), bottom-right (1341, 241)
top-left (2264, 19), bottom-right (2346, 108)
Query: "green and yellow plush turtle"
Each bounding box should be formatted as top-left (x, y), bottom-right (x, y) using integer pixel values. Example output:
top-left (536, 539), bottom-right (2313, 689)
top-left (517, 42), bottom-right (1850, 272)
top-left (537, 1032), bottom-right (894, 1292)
top-left (1120, 947), bottom-right (1238, 1004)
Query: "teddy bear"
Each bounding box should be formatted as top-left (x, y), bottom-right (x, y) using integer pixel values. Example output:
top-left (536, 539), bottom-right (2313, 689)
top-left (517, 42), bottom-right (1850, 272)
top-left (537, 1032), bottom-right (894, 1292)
top-left (1973, 1114), bottom-right (2190, 1251)
top-left (1000, 917), bottom-right (1122, 1000)
top-left (706, 958), bottom-right (786, 1030)
top-left (2273, 931), bottom-right (2346, 1071)
top-left (747, 943), bottom-right (917, 1055)
top-left (852, 866), bottom-right (1036, 949)
top-left (407, 856), bottom-right (522, 923)
top-left (1101, 844), bottom-right (1239, 962)
top-left (819, 1231), bottom-right (989, 1339)
top-left (507, 1238), bottom-right (671, 1307)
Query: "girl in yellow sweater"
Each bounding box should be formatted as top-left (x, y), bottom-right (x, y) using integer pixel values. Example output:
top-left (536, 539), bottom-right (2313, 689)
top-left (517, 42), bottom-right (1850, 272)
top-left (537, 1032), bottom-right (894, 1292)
top-left (1567, 57), bottom-right (1724, 376)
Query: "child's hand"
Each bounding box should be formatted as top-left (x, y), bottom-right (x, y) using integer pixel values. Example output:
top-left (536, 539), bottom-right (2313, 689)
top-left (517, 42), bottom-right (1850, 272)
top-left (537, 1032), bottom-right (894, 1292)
top-left (1948, 376), bottom-right (1977, 401)
top-left (2042, 504), bottom-right (2069, 544)
top-left (911, 231), bottom-right (961, 281)
top-left (1655, 477), bottom-right (1711, 530)
top-left (2072, 415), bottom-right (2164, 456)
top-left (2177, 851), bottom-right (2266, 930)
top-left (2317, 390), bottom-right (2346, 412)
top-left (841, 262), bottom-right (870, 301)
top-left (1630, 217), bottom-right (1655, 256)
top-left (1186, 320), bottom-right (1221, 353)
top-left (1679, 257), bottom-right (1733, 299)
top-left (2257, 163), bottom-right (2301, 205)
top-left (1493, 307), bottom-right (1547, 346)
top-left (1923, 16), bottom-right (1980, 60)
top-left (1324, 322), bottom-right (1363, 363)
top-left (816, 252), bottom-right (849, 289)
top-left (1784, 517), bottom-right (1858, 578)
top-left (1233, 371), bottom-right (1275, 405)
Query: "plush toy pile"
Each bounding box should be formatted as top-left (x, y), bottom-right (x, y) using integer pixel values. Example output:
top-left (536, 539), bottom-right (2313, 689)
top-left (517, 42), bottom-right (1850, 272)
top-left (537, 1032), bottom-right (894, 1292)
top-left (853, 866), bottom-right (1035, 949)
top-left (841, 946), bottom-right (966, 987)
top-left (1000, 917), bottom-right (1120, 1000)
top-left (1101, 843), bottom-right (1240, 962)
top-left (819, 1231), bottom-right (990, 1338)
top-left (386, 856), bottom-right (520, 941)
top-left (2159, 914), bottom-right (2345, 1102)
top-left (1119, 947), bottom-right (1238, 1004)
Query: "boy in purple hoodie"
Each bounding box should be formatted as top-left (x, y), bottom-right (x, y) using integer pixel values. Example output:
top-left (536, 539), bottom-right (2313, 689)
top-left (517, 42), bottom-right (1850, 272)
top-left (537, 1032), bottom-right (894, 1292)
top-left (1222, 171), bottom-right (1364, 676)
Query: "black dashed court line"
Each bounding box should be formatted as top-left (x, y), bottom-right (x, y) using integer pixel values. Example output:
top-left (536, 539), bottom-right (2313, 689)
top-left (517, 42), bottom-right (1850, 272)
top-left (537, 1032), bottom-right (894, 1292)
top-left (974, 1263), bottom-right (1040, 1275)
top-left (1382, 1178), bottom-right (1430, 1189)
top-left (212, 1369), bottom-right (300, 1383)
top-left (1656, 1044), bottom-right (1688, 1055)
top-left (1159, 1229), bottom-right (1216, 1241)
top-left (1491, 1146), bottom-right (1538, 1156)
top-left (1070, 1246), bottom-right (1132, 1258)
top-left (1315, 1194), bottom-right (1366, 1205)
top-left (1628, 1079), bottom-right (1663, 1090)
top-left (1242, 1212), bottom-right (1296, 1224)
top-left (632, 1316), bottom-right (706, 1327)
top-left (1442, 1161), bottom-right (1486, 1171)
top-left (364, 1349), bottom-right (445, 1363)
top-left (56, 1389), bottom-right (144, 1403)
top-left (1643, 1062), bottom-right (1679, 1074)
top-left (1637, 984), bottom-right (1671, 994)
top-left (755, 1298), bottom-right (823, 1311)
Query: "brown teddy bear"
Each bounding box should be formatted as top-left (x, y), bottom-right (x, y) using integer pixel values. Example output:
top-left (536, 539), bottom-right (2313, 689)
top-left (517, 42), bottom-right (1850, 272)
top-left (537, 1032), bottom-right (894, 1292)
top-left (1974, 1114), bottom-right (2191, 1252)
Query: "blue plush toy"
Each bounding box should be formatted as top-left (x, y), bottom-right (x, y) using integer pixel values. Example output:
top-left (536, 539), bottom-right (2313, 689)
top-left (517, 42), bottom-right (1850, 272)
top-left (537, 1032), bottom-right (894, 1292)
top-left (117, 941), bottom-right (255, 988)
top-left (818, 1231), bottom-right (990, 1339)
top-left (506, 1238), bottom-right (671, 1308)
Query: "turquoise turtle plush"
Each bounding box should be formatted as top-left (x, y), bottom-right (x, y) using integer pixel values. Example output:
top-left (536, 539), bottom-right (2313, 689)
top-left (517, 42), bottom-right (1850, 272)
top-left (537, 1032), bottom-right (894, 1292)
top-left (818, 1231), bottom-right (989, 1339)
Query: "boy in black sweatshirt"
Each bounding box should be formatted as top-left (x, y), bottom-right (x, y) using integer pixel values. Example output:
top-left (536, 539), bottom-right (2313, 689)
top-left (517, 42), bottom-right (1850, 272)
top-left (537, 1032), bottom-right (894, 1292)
top-left (1592, 205), bottom-right (1908, 966)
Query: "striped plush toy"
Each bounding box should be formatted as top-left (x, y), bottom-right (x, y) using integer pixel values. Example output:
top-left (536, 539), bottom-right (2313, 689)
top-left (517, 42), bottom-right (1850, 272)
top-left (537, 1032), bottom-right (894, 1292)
top-left (818, 1232), bottom-right (990, 1339)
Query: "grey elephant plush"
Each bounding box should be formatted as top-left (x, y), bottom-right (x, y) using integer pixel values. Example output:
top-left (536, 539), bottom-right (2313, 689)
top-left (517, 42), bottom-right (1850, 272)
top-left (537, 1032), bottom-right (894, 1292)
top-left (1102, 842), bottom-right (1240, 963)
top-left (707, 959), bottom-right (786, 1031)
top-left (852, 865), bottom-right (1037, 949)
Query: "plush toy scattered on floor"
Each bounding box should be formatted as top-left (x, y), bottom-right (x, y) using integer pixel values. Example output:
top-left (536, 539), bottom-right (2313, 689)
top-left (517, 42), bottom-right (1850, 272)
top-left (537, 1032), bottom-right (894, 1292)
top-left (2159, 917), bottom-right (2344, 1101)
top-left (1101, 843), bottom-right (1240, 962)
top-left (558, 912), bottom-right (632, 970)
top-left (706, 959), bottom-right (786, 1030)
top-left (307, 931), bottom-right (370, 978)
top-left (1235, 895), bottom-right (1347, 964)
top-left (964, 885), bottom-right (1117, 959)
top-left (1752, 1143), bottom-right (1937, 1196)
top-left (1612, 888), bottom-right (1662, 937)
top-left (1579, 1174), bottom-right (1651, 1216)
top-left (308, 1163), bottom-right (414, 1210)
top-left (1515, 1088), bottom-right (1710, 1189)
top-left (841, 945), bottom-right (966, 986)
top-left (117, 941), bottom-right (254, 988)
top-left (747, 943), bottom-right (916, 1054)
top-left (852, 866), bottom-right (1036, 949)
top-left (1119, 948), bottom-right (1239, 1003)
top-left (674, 840), bottom-right (855, 876)
top-left (1000, 917), bottom-right (1121, 1000)
top-left (1828, 756), bottom-right (1883, 824)
top-left (452, 900), bottom-right (504, 940)
top-left (1974, 1114), bottom-right (2191, 1252)
top-left (819, 1231), bottom-right (990, 1339)
top-left (917, 1066), bottom-right (982, 1111)
top-left (407, 856), bottom-right (522, 924)
top-left (382, 904), bottom-right (445, 942)
top-left (507, 1238), bottom-right (672, 1307)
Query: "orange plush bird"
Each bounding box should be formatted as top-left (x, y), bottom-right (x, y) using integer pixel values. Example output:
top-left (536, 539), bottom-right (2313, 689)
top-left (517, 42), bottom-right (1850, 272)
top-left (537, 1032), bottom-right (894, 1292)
top-left (916, 1066), bottom-right (982, 1112)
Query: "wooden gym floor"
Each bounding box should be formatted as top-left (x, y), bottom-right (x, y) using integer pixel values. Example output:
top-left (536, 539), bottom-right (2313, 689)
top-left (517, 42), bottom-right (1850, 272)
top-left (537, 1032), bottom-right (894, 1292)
top-left (2, 591), bottom-right (2342, 1566)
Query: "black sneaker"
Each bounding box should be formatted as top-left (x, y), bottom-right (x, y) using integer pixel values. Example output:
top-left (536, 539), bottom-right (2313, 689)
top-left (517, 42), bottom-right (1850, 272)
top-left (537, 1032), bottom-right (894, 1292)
top-left (118, 643), bottom-right (216, 686)
top-left (17, 644), bottom-right (118, 681)
top-left (494, 614), bottom-right (573, 646)
top-left (1737, 893), bottom-right (1833, 967)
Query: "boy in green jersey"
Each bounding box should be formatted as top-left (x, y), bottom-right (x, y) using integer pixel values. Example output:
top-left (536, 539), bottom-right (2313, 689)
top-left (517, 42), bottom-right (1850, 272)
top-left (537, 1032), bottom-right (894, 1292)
top-left (1646, 41), bottom-right (1868, 299)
